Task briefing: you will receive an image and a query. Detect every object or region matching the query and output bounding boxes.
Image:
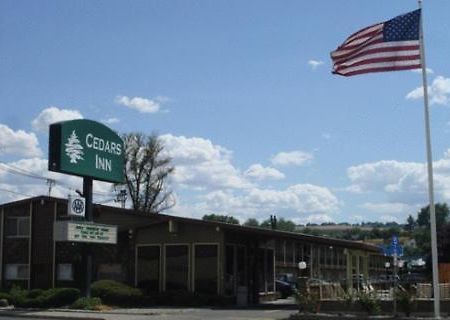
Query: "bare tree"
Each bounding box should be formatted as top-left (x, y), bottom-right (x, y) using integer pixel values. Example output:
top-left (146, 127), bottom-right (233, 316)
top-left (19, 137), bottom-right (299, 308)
top-left (121, 133), bottom-right (175, 213)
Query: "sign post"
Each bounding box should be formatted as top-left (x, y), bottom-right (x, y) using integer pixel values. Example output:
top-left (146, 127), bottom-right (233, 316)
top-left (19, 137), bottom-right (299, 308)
top-left (392, 236), bottom-right (398, 316)
top-left (83, 177), bottom-right (93, 297)
top-left (49, 119), bottom-right (124, 297)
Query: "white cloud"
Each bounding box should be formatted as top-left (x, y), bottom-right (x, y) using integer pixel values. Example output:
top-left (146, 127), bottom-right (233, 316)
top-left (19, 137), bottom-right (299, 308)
top-left (308, 60), bottom-right (324, 70)
top-left (0, 158), bottom-right (116, 204)
top-left (411, 68), bottom-right (434, 75)
top-left (406, 76), bottom-right (450, 105)
top-left (346, 151), bottom-right (450, 206)
top-left (193, 184), bottom-right (340, 222)
top-left (271, 151), bottom-right (313, 167)
top-left (379, 215), bottom-right (400, 224)
top-left (160, 134), bottom-right (251, 190)
top-left (322, 132), bottom-right (331, 140)
top-left (303, 214), bottom-right (333, 225)
top-left (0, 124), bottom-right (42, 157)
top-left (244, 164), bottom-right (285, 181)
top-left (101, 118), bottom-right (120, 125)
top-left (360, 202), bottom-right (418, 216)
top-left (158, 134), bottom-right (339, 222)
top-left (31, 107), bottom-right (83, 132)
top-left (347, 160), bottom-right (424, 194)
top-left (115, 95), bottom-right (167, 113)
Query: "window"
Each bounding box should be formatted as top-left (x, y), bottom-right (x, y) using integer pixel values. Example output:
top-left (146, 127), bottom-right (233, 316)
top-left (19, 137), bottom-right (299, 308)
top-left (57, 264), bottom-right (73, 281)
top-left (275, 240), bottom-right (284, 263)
top-left (137, 246), bottom-right (160, 293)
top-left (285, 242), bottom-right (293, 264)
top-left (5, 217), bottom-right (30, 237)
top-left (224, 245), bottom-right (247, 296)
top-left (165, 245), bottom-right (189, 291)
top-left (266, 249), bottom-right (275, 292)
top-left (194, 244), bottom-right (218, 294)
top-left (5, 264), bottom-right (29, 280)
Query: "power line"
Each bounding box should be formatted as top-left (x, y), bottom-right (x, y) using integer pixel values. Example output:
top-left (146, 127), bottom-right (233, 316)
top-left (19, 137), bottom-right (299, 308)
top-left (0, 162), bottom-right (117, 197)
top-left (0, 187), bottom-right (36, 198)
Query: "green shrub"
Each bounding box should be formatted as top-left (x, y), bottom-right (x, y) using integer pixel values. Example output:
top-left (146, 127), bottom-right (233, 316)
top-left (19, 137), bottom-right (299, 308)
top-left (70, 297), bottom-right (102, 310)
top-left (9, 285), bottom-right (27, 306)
top-left (396, 290), bottom-right (416, 317)
top-left (357, 291), bottom-right (381, 315)
top-left (0, 292), bottom-right (12, 304)
top-left (294, 289), bottom-right (320, 313)
top-left (11, 287), bottom-right (80, 308)
top-left (91, 280), bottom-right (142, 306)
top-left (27, 289), bottom-right (44, 299)
top-left (43, 288), bottom-right (80, 308)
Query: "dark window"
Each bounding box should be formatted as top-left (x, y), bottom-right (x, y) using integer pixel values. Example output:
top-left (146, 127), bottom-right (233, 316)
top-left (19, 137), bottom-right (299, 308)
top-left (266, 249), bottom-right (274, 292)
top-left (225, 245), bottom-right (235, 295)
top-left (295, 243), bottom-right (303, 262)
top-left (236, 246), bottom-right (246, 286)
top-left (137, 246), bottom-right (160, 293)
top-left (165, 245), bottom-right (189, 291)
top-left (285, 242), bottom-right (293, 264)
top-left (194, 244), bottom-right (218, 294)
top-left (275, 241), bottom-right (284, 263)
top-left (257, 248), bottom-right (265, 292)
top-left (320, 246), bottom-right (325, 265)
top-left (5, 217), bottom-right (29, 237)
top-left (5, 264), bottom-right (29, 280)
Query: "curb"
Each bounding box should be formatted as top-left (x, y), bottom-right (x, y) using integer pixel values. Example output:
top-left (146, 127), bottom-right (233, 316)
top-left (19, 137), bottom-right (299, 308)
top-left (0, 310), bottom-right (105, 320)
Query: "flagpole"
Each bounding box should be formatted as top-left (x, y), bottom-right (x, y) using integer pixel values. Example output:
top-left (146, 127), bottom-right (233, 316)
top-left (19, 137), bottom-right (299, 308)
top-left (418, 1), bottom-right (440, 318)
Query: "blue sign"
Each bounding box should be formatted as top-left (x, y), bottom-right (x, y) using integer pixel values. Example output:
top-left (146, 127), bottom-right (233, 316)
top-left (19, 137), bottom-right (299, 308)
top-left (380, 236), bottom-right (403, 257)
top-left (392, 236), bottom-right (398, 248)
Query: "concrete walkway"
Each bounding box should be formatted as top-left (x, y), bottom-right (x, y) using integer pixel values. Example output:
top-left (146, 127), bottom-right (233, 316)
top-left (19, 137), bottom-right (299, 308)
top-left (0, 306), bottom-right (296, 320)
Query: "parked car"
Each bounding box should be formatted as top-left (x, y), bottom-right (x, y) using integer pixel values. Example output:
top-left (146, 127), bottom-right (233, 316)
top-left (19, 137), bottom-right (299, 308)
top-left (277, 273), bottom-right (297, 288)
top-left (401, 272), bottom-right (428, 285)
top-left (275, 279), bottom-right (295, 298)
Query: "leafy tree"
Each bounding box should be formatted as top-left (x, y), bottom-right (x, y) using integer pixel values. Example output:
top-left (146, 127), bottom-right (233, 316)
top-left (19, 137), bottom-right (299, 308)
top-left (300, 227), bottom-right (322, 236)
top-left (121, 133), bottom-right (174, 214)
top-left (411, 203), bottom-right (450, 274)
top-left (405, 215), bottom-right (416, 232)
top-left (202, 214), bottom-right (240, 225)
top-left (243, 218), bottom-right (260, 227)
top-left (260, 217), bottom-right (296, 232)
top-left (416, 203), bottom-right (449, 227)
top-left (438, 223), bottom-right (450, 262)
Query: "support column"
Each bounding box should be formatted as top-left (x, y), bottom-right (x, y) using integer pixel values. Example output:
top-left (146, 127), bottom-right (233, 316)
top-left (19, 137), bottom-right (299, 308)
top-left (83, 178), bottom-right (93, 297)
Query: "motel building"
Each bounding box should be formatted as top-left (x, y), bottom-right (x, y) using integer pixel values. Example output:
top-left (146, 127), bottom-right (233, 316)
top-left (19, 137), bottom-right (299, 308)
top-left (0, 196), bottom-right (387, 304)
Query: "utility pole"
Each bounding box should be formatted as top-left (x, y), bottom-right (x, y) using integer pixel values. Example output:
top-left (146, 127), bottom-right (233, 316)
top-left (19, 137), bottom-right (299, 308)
top-left (46, 179), bottom-right (55, 196)
top-left (115, 189), bottom-right (127, 208)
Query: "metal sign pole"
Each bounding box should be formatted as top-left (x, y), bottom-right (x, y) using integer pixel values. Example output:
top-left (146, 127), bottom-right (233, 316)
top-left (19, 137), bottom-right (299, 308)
top-left (83, 177), bottom-right (93, 297)
top-left (393, 251), bottom-right (397, 315)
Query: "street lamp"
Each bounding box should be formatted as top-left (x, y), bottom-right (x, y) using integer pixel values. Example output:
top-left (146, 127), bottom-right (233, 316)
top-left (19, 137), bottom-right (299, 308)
top-left (298, 261), bottom-right (307, 270)
top-left (298, 261), bottom-right (307, 277)
top-left (385, 262), bottom-right (391, 285)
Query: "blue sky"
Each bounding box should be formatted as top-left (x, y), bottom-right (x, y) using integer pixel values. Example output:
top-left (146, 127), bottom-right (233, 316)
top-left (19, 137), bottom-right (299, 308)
top-left (1, 0), bottom-right (450, 224)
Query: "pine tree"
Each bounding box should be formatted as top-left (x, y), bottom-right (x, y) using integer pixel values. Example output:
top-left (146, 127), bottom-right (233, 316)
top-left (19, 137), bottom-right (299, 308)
top-left (65, 130), bottom-right (84, 163)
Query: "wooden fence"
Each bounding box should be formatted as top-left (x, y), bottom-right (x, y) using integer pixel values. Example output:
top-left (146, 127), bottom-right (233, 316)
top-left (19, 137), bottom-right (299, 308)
top-left (306, 281), bottom-right (450, 301)
top-left (416, 283), bottom-right (450, 299)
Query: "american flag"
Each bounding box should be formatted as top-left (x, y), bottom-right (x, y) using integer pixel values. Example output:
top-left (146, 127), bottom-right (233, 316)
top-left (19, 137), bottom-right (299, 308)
top-left (331, 9), bottom-right (421, 76)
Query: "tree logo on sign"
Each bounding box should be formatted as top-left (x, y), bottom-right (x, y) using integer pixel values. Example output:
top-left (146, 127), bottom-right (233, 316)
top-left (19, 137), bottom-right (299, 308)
top-left (65, 130), bottom-right (84, 164)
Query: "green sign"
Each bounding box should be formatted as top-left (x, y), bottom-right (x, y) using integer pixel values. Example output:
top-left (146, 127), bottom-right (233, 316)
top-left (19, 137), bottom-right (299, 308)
top-left (49, 119), bottom-right (124, 183)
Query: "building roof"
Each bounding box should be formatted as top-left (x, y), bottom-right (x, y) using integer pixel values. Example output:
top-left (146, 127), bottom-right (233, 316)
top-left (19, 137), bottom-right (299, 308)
top-left (0, 196), bottom-right (381, 253)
